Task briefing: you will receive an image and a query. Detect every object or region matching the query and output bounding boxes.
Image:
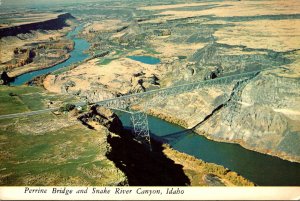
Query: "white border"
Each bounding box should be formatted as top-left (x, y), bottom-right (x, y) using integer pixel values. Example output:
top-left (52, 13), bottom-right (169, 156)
top-left (1, 187), bottom-right (300, 200)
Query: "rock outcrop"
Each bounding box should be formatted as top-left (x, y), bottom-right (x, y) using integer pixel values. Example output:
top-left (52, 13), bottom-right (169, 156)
top-left (78, 106), bottom-right (123, 133)
top-left (0, 13), bottom-right (75, 38)
top-left (194, 72), bottom-right (300, 162)
top-left (0, 71), bottom-right (14, 85)
top-left (147, 70), bottom-right (300, 163)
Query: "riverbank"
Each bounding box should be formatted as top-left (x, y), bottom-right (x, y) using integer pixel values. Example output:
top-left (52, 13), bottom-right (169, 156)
top-left (161, 144), bottom-right (254, 186)
top-left (116, 109), bottom-right (300, 186)
top-left (146, 99), bottom-right (300, 164)
top-left (9, 25), bottom-right (90, 86)
top-left (79, 105), bottom-right (254, 186)
top-left (0, 12), bottom-right (76, 85)
top-left (136, 69), bottom-right (300, 165)
top-left (8, 54), bottom-right (71, 78)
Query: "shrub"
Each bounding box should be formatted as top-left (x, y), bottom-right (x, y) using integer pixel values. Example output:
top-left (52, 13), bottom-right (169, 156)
top-left (178, 56), bottom-right (187, 60)
top-left (59, 103), bottom-right (76, 112)
top-left (8, 92), bottom-right (17, 96)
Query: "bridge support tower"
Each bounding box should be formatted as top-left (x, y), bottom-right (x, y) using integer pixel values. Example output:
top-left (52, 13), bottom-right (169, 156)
top-left (130, 111), bottom-right (152, 151)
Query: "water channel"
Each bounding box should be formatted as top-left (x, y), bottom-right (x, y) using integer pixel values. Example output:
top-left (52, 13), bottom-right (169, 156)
top-left (10, 25), bottom-right (90, 86)
top-left (11, 24), bottom-right (300, 186)
top-left (116, 112), bottom-right (300, 186)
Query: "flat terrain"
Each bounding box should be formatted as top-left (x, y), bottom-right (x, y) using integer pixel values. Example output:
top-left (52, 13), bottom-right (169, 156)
top-left (0, 86), bottom-right (126, 186)
top-left (0, 12), bottom-right (60, 28)
top-left (0, 86), bottom-right (77, 115)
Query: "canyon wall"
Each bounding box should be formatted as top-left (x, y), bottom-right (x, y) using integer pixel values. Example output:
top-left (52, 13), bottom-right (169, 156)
top-left (0, 13), bottom-right (74, 38)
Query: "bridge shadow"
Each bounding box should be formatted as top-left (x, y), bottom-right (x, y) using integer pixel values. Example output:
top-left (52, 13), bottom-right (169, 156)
top-left (106, 127), bottom-right (191, 186)
top-left (149, 129), bottom-right (194, 145)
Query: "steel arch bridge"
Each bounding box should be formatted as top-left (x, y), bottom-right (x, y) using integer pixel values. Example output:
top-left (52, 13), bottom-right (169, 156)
top-left (0, 69), bottom-right (266, 150)
top-left (92, 70), bottom-right (262, 150)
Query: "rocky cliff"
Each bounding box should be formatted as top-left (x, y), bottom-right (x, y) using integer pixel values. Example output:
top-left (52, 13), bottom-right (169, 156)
top-left (78, 105), bottom-right (124, 133)
top-left (79, 106), bottom-right (254, 186)
top-left (0, 71), bottom-right (14, 85)
top-left (148, 70), bottom-right (300, 163)
top-left (194, 72), bottom-right (300, 162)
top-left (0, 13), bottom-right (75, 38)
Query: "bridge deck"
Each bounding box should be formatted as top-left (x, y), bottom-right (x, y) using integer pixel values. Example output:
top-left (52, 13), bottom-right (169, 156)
top-left (0, 69), bottom-right (263, 120)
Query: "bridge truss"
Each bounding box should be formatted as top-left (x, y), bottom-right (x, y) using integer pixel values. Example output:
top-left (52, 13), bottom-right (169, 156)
top-left (93, 70), bottom-right (261, 150)
top-left (0, 70), bottom-right (266, 150)
top-left (130, 111), bottom-right (152, 151)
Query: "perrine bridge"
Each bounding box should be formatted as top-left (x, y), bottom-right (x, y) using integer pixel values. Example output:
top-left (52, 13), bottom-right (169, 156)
top-left (0, 69), bottom-right (265, 150)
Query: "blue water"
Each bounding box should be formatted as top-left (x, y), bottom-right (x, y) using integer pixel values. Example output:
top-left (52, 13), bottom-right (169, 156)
top-left (127, 56), bottom-right (160, 65)
top-left (11, 25), bottom-right (90, 86)
top-left (117, 111), bottom-right (300, 186)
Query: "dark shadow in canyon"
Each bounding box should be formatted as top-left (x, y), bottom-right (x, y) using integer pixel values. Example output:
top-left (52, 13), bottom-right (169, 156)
top-left (106, 128), bottom-right (191, 186)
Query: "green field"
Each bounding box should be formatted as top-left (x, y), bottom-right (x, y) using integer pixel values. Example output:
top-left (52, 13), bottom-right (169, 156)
top-left (0, 86), bottom-right (78, 115)
top-left (97, 58), bottom-right (117, 65)
top-left (0, 85), bottom-right (125, 185)
top-left (0, 113), bottom-right (126, 186)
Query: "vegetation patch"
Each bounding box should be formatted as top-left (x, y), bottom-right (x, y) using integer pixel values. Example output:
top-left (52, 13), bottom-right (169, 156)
top-left (0, 115), bottom-right (126, 186)
top-left (97, 58), bottom-right (117, 65)
top-left (0, 85), bottom-right (79, 115)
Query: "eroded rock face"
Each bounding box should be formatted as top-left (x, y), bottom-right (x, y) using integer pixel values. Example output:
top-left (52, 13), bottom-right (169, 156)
top-left (43, 58), bottom-right (163, 100)
top-left (0, 71), bottom-right (13, 85)
top-left (0, 13), bottom-right (74, 38)
top-left (195, 73), bottom-right (300, 162)
top-left (78, 105), bottom-right (123, 133)
top-left (149, 70), bottom-right (300, 162)
top-left (202, 174), bottom-right (226, 186)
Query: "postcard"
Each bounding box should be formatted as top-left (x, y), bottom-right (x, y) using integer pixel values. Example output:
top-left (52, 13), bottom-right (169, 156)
top-left (0, 0), bottom-right (300, 200)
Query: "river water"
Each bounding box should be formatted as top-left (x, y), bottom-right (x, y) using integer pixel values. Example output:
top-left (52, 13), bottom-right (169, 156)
top-left (117, 111), bottom-right (300, 186)
top-left (10, 25), bottom-right (90, 85)
top-left (11, 24), bottom-right (300, 186)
